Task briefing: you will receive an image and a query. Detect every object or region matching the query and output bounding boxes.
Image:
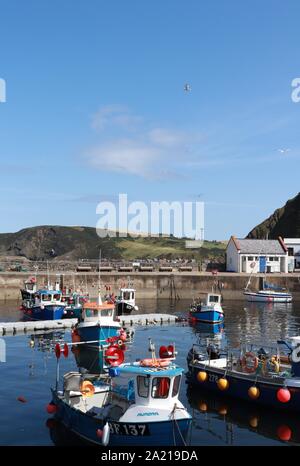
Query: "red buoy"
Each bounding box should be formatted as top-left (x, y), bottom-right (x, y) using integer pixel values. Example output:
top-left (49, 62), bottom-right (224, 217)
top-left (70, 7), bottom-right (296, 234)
top-left (105, 346), bottom-right (124, 366)
top-left (54, 343), bottom-right (61, 359)
top-left (46, 403), bottom-right (57, 414)
top-left (277, 388), bottom-right (291, 403)
top-left (96, 428), bottom-right (103, 438)
top-left (17, 396), bottom-right (27, 403)
top-left (63, 343), bottom-right (69, 358)
top-left (277, 424), bottom-right (292, 442)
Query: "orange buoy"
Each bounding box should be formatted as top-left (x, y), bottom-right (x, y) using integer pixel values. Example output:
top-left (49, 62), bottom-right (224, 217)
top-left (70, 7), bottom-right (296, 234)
top-left (248, 386), bottom-right (260, 399)
top-left (197, 371), bottom-right (207, 383)
top-left (80, 381), bottom-right (95, 398)
top-left (198, 401), bottom-right (208, 412)
top-left (217, 378), bottom-right (229, 391)
top-left (249, 415), bottom-right (259, 428)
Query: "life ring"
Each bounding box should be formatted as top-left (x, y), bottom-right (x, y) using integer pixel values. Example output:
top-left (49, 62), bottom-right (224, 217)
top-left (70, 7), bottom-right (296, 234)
top-left (262, 356), bottom-right (280, 375)
top-left (140, 358), bottom-right (171, 368)
top-left (241, 352), bottom-right (259, 373)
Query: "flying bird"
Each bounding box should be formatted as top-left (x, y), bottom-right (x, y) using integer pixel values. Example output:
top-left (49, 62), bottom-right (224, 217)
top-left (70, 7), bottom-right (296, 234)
top-left (277, 148), bottom-right (290, 154)
top-left (184, 83), bottom-right (191, 92)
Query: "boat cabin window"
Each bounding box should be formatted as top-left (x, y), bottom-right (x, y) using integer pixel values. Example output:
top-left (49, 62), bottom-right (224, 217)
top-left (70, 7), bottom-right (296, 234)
top-left (172, 375), bottom-right (181, 397)
top-left (151, 377), bottom-right (170, 399)
top-left (123, 291), bottom-right (132, 300)
top-left (53, 294), bottom-right (61, 301)
top-left (137, 376), bottom-right (150, 398)
top-left (208, 295), bottom-right (219, 303)
top-left (85, 309), bottom-right (98, 318)
top-left (100, 308), bottom-right (113, 317)
top-left (41, 294), bottom-right (51, 301)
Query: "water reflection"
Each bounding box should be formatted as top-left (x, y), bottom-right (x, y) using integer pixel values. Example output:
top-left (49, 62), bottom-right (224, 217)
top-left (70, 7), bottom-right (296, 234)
top-left (187, 386), bottom-right (300, 445)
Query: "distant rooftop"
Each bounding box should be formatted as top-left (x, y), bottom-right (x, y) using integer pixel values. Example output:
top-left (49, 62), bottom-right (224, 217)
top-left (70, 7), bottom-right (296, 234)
top-left (232, 237), bottom-right (286, 254)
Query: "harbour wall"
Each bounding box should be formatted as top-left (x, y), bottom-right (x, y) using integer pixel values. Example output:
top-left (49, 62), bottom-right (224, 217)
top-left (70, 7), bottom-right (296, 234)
top-left (1, 272), bottom-right (300, 302)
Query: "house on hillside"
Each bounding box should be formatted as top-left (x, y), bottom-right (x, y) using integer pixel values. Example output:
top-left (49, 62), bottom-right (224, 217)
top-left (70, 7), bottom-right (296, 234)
top-left (226, 236), bottom-right (288, 273)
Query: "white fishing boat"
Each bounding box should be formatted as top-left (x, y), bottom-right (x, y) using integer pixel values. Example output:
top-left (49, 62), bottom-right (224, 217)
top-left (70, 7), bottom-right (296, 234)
top-left (115, 287), bottom-right (139, 316)
top-left (244, 288), bottom-right (293, 303)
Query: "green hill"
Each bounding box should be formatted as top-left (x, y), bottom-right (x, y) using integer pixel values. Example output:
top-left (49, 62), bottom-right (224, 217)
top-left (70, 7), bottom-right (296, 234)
top-left (0, 225), bottom-right (226, 261)
top-left (247, 192), bottom-right (300, 239)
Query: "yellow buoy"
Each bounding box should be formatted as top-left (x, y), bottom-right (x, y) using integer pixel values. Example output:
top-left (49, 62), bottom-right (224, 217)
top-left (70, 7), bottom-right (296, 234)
top-left (217, 378), bottom-right (229, 391)
top-left (248, 386), bottom-right (260, 399)
top-left (197, 371), bottom-right (208, 383)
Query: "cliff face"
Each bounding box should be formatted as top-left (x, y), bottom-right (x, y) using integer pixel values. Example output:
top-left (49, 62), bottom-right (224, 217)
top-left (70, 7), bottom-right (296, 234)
top-left (247, 193), bottom-right (300, 239)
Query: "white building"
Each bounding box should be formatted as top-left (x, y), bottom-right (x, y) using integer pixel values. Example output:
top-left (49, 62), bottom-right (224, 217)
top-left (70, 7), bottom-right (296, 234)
top-left (283, 238), bottom-right (300, 271)
top-left (226, 236), bottom-right (288, 273)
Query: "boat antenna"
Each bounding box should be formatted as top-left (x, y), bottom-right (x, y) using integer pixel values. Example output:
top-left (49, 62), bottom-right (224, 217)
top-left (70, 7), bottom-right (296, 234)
top-left (148, 338), bottom-right (156, 360)
top-left (98, 249), bottom-right (102, 305)
top-left (47, 260), bottom-right (50, 289)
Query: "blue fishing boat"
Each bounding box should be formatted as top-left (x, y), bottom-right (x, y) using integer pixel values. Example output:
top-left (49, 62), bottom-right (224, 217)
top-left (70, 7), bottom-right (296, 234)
top-left (22, 289), bottom-right (66, 320)
top-left (47, 341), bottom-right (192, 446)
top-left (189, 293), bottom-right (224, 324)
top-left (186, 340), bottom-right (300, 412)
top-left (73, 300), bottom-right (123, 348)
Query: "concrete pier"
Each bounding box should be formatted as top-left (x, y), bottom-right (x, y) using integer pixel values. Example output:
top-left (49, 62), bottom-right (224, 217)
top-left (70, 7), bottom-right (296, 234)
top-left (0, 318), bottom-right (77, 336)
top-left (0, 313), bottom-right (178, 336)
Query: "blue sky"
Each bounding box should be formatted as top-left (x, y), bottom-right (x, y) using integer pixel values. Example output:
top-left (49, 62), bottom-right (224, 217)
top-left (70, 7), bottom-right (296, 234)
top-left (0, 0), bottom-right (300, 239)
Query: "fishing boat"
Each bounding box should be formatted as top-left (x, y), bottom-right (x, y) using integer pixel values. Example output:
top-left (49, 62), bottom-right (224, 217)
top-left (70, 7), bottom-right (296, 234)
top-left (186, 340), bottom-right (300, 412)
top-left (189, 293), bottom-right (224, 324)
top-left (114, 287), bottom-right (139, 316)
top-left (73, 300), bottom-right (123, 348)
top-left (244, 272), bottom-right (292, 303)
top-left (20, 276), bottom-right (37, 301)
top-left (47, 341), bottom-right (192, 446)
top-left (22, 289), bottom-right (66, 320)
top-left (63, 292), bottom-right (89, 319)
top-left (244, 286), bottom-right (293, 303)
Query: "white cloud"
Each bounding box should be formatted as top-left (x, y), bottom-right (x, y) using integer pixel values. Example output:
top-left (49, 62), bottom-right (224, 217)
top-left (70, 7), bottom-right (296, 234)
top-left (91, 105), bottom-right (142, 132)
top-left (86, 139), bottom-right (163, 178)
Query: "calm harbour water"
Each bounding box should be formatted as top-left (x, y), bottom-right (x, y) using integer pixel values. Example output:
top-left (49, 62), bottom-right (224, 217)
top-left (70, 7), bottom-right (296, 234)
top-left (1, 298), bottom-right (300, 446)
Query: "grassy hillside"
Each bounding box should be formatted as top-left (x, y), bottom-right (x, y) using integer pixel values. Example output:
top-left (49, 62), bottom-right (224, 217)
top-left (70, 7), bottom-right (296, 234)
top-left (0, 225), bottom-right (226, 261)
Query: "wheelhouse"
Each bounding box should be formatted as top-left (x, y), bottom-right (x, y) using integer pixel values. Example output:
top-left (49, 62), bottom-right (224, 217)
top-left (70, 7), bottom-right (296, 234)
top-left (113, 365), bottom-right (184, 407)
top-left (34, 290), bottom-right (63, 305)
top-left (81, 302), bottom-right (116, 322)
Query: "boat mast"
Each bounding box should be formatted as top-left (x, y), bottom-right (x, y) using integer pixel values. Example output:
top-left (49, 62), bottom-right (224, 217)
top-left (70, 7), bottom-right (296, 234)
top-left (98, 249), bottom-right (102, 305)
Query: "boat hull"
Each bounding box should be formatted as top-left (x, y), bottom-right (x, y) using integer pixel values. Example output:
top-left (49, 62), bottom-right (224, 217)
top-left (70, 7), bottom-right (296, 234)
top-left (115, 302), bottom-right (134, 316)
top-left (189, 309), bottom-right (224, 324)
top-left (23, 305), bottom-right (65, 321)
top-left (244, 291), bottom-right (292, 303)
top-left (187, 362), bottom-right (300, 412)
top-left (77, 324), bottom-right (120, 346)
top-left (52, 392), bottom-right (191, 446)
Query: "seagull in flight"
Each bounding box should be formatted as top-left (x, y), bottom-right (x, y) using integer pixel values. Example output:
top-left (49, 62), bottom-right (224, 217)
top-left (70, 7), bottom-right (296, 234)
top-left (277, 148), bottom-right (290, 154)
top-left (184, 83), bottom-right (191, 92)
